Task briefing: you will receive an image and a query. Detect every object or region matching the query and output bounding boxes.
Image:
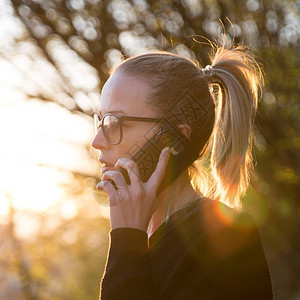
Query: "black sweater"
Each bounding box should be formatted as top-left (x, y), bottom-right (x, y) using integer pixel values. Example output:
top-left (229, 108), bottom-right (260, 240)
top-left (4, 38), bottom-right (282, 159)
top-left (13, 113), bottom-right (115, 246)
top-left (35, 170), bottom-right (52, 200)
top-left (99, 198), bottom-right (273, 299)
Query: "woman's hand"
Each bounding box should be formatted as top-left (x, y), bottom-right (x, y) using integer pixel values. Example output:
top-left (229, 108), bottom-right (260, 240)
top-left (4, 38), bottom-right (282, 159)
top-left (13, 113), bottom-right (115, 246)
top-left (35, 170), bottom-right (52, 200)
top-left (96, 147), bottom-right (171, 232)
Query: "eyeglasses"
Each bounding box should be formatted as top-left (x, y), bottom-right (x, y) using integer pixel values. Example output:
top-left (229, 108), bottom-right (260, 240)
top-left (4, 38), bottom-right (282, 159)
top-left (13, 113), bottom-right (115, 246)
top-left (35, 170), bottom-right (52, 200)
top-left (93, 112), bottom-right (162, 145)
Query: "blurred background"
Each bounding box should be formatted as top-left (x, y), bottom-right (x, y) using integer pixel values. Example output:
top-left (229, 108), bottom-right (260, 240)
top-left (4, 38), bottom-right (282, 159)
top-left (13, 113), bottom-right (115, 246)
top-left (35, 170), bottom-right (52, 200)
top-left (0, 0), bottom-right (299, 299)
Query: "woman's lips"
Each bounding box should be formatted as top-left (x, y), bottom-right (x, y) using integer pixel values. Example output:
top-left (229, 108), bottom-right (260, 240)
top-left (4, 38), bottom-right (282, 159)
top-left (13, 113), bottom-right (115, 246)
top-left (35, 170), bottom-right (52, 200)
top-left (99, 158), bottom-right (114, 174)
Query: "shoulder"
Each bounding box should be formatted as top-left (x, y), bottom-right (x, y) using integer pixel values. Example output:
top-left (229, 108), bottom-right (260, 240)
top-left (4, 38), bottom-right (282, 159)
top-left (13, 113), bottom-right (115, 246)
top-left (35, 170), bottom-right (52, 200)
top-left (182, 199), bottom-right (273, 293)
top-left (182, 197), bottom-right (256, 232)
top-left (170, 199), bottom-right (273, 298)
top-left (181, 198), bottom-right (263, 260)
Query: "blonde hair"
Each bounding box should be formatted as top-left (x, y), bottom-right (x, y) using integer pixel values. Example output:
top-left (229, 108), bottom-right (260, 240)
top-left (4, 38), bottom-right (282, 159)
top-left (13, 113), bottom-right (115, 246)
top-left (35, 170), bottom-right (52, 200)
top-left (111, 38), bottom-right (263, 210)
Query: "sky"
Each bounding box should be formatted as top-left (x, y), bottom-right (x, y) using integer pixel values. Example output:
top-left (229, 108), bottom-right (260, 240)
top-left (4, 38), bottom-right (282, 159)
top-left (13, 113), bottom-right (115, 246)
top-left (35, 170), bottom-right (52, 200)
top-left (0, 81), bottom-right (105, 236)
top-left (0, 0), bottom-right (108, 238)
top-left (0, 94), bottom-right (97, 211)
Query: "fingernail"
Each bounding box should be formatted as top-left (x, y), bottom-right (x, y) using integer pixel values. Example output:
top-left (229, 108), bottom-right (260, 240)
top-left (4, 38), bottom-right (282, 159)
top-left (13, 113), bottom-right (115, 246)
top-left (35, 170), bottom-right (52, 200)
top-left (96, 182), bottom-right (103, 190)
top-left (164, 147), bottom-right (170, 157)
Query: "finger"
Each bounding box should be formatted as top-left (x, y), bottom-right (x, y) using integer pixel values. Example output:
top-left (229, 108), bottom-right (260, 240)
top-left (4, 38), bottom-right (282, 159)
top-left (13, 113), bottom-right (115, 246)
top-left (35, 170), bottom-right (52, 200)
top-left (114, 158), bottom-right (141, 185)
top-left (147, 147), bottom-right (171, 190)
top-left (97, 180), bottom-right (124, 207)
top-left (102, 170), bottom-right (128, 188)
top-left (97, 180), bottom-right (116, 194)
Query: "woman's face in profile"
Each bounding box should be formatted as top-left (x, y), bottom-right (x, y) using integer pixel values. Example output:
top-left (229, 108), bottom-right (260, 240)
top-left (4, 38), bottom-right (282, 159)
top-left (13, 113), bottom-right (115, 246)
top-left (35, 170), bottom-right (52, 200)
top-left (91, 71), bottom-right (159, 171)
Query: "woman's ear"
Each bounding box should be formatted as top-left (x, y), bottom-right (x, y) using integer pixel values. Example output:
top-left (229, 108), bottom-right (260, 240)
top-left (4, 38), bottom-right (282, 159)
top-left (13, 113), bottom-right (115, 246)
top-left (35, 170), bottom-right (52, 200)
top-left (177, 124), bottom-right (192, 140)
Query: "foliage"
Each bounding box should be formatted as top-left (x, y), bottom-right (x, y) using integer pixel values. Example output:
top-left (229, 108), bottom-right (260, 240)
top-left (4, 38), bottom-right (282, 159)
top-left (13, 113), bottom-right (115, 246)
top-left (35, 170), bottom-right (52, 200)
top-left (1, 177), bottom-right (110, 300)
top-left (1, 0), bottom-right (299, 298)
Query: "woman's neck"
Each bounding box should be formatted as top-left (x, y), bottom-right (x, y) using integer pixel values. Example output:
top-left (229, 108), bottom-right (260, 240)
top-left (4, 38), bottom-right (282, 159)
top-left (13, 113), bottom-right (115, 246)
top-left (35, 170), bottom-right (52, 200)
top-left (147, 170), bottom-right (201, 238)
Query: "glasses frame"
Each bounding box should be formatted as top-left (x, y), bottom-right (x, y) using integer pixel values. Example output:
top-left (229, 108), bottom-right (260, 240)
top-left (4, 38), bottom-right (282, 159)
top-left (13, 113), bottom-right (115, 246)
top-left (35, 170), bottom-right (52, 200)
top-left (94, 113), bottom-right (162, 145)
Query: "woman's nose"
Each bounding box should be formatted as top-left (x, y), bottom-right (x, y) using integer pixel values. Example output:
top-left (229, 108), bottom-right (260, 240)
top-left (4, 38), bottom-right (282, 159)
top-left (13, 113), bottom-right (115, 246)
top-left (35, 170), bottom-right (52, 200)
top-left (91, 129), bottom-right (107, 150)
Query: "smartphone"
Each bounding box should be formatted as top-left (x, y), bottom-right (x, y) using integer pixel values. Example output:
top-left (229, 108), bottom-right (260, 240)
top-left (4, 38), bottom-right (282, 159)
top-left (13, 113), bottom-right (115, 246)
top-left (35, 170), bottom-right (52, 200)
top-left (117, 120), bottom-right (199, 196)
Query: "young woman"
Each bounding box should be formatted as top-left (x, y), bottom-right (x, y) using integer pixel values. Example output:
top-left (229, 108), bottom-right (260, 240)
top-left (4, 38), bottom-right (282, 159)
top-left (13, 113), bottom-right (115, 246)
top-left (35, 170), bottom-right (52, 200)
top-left (91, 41), bottom-right (274, 299)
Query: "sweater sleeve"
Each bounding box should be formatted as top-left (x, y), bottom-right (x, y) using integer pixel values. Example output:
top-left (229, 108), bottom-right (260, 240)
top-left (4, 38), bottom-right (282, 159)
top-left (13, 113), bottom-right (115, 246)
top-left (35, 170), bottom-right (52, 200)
top-left (99, 228), bottom-right (157, 300)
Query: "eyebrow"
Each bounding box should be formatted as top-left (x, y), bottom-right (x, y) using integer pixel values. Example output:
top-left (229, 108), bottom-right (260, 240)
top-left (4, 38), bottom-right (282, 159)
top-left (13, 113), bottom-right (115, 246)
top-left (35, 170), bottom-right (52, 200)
top-left (99, 109), bottom-right (127, 116)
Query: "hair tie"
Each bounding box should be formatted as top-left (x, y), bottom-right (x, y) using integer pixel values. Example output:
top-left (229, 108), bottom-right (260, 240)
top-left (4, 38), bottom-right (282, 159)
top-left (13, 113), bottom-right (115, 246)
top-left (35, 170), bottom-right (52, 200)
top-left (201, 65), bottom-right (213, 78)
top-left (201, 65), bottom-right (214, 93)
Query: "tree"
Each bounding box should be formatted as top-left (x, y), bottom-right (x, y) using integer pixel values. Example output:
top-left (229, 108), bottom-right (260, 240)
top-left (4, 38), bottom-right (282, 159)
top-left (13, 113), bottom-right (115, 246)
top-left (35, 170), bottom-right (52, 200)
top-left (1, 0), bottom-right (299, 298)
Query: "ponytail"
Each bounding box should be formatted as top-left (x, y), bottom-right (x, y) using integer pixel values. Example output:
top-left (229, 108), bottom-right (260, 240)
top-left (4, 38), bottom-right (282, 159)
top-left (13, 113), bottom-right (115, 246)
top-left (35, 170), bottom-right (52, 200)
top-left (208, 44), bottom-right (263, 209)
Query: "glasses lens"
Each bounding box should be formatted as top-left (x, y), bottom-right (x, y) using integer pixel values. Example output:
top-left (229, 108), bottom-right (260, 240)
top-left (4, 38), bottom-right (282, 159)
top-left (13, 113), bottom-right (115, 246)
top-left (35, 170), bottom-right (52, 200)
top-left (103, 115), bottom-right (121, 144)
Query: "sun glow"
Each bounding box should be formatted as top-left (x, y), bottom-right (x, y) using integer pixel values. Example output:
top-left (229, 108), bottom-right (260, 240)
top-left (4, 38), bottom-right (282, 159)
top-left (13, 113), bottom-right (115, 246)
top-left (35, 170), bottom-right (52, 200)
top-left (0, 92), bottom-right (99, 225)
top-left (0, 2), bottom-right (106, 238)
